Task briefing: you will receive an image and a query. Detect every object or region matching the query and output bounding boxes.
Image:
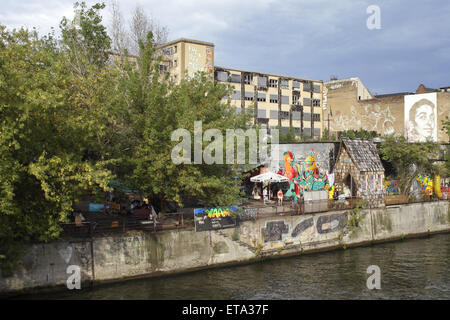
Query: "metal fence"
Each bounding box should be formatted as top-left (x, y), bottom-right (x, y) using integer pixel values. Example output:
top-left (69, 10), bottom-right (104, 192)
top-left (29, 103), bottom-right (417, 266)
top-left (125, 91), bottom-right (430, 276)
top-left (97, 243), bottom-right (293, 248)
top-left (60, 212), bottom-right (184, 238)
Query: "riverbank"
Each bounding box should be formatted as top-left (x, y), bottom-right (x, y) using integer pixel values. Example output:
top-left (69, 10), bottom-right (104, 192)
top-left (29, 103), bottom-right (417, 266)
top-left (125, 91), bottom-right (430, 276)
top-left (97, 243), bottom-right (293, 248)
top-left (1, 201), bottom-right (448, 297)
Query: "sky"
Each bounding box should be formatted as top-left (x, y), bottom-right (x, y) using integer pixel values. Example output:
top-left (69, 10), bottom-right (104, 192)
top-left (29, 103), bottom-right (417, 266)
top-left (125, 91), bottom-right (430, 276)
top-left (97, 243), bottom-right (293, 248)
top-left (1, 0), bottom-right (449, 95)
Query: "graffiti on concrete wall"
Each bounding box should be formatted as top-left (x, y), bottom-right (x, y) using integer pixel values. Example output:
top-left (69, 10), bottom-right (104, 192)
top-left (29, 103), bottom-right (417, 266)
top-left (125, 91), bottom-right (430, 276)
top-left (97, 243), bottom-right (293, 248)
top-left (261, 221), bottom-right (289, 242)
top-left (194, 206), bottom-right (239, 232)
top-left (316, 213), bottom-right (347, 234)
top-left (291, 217), bottom-right (314, 237)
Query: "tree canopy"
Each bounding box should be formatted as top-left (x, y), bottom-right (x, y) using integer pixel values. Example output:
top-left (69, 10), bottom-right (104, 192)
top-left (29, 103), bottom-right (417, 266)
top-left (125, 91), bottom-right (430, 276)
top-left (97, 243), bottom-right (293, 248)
top-left (0, 2), bottom-right (252, 275)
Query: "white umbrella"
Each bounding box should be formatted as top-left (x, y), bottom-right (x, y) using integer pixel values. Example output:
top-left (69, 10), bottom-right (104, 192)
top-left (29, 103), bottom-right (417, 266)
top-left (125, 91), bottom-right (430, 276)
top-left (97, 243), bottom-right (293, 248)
top-left (250, 171), bottom-right (289, 183)
top-left (250, 172), bottom-right (288, 203)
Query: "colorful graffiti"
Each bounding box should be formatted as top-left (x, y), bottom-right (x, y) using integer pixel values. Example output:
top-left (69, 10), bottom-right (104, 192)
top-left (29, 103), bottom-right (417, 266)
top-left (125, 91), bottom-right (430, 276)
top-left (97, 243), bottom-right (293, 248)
top-left (416, 175), bottom-right (433, 196)
top-left (278, 150), bottom-right (330, 201)
top-left (194, 206), bottom-right (239, 232)
top-left (384, 176), bottom-right (401, 195)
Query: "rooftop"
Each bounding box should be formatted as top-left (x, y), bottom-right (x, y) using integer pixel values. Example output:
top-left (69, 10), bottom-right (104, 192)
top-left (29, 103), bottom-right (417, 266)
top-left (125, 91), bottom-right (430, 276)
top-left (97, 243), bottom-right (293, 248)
top-left (341, 138), bottom-right (384, 172)
top-left (158, 38), bottom-right (215, 48)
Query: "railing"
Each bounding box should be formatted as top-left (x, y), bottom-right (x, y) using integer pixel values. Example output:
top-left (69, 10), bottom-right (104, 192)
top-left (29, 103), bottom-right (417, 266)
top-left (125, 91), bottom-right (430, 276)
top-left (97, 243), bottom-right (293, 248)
top-left (61, 197), bottom-right (448, 238)
top-left (60, 212), bottom-right (184, 239)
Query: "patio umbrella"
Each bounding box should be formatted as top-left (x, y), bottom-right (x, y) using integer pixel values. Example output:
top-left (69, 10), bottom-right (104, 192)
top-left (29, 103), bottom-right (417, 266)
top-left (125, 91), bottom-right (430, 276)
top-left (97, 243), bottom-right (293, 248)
top-left (250, 172), bottom-right (289, 202)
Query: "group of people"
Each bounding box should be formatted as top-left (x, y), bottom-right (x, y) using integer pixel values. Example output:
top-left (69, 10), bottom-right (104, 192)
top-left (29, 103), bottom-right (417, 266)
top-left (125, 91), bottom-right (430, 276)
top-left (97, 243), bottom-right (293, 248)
top-left (252, 185), bottom-right (285, 206)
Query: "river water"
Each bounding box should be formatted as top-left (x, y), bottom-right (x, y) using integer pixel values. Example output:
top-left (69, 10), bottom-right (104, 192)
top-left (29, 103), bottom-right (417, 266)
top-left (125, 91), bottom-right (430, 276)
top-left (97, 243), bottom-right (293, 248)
top-left (26, 233), bottom-right (450, 300)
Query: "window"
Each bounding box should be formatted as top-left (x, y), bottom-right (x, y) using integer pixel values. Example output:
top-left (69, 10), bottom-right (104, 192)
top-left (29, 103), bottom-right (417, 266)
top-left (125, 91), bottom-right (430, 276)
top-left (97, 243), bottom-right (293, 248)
top-left (312, 99), bottom-right (320, 107)
top-left (244, 91), bottom-right (254, 101)
top-left (280, 79), bottom-right (289, 90)
top-left (174, 59), bottom-right (177, 67)
top-left (303, 98), bottom-right (311, 106)
top-left (269, 94), bottom-right (278, 103)
top-left (230, 74), bottom-right (241, 83)
top-left (280, 111), bottom-right (289, 119)
top-left (281, 95), bottom-right (289, 104)
top-left (269, 79), bottom-right (278, 88)
top-left (313, 113), bottom-right (321, 122)
top-left (313, 84), bottom-right (321, 93)
top-left (257, 92), bottom-right (266, 102)
top-left (303, 83), bottom-right (312, 92)
top-left (258, 76), bottom-right (268, 88)
top-left (215, 71), bottom-right (228, 82)
top-left (292, 80), bottom-right (301, 89)
top-left (292, 94), bottom-right (300, 104)
top-left (244, 73), bottom-right (253, 85)
top-left (173, 46), bottom-right (177, 53)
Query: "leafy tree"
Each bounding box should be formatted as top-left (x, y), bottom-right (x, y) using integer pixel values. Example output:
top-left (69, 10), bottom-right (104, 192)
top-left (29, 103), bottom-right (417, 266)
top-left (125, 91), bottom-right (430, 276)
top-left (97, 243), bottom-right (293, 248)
top-left (109, 31), bottom-right (253, 208)
top-left (278, 126), bottom-right (298, 143)
top-left (0, 3), bottom-right (114, 275)
top-left (378, 135), bottom-right (440, 195)
top-left (60, 2), bottom-right (111, 73)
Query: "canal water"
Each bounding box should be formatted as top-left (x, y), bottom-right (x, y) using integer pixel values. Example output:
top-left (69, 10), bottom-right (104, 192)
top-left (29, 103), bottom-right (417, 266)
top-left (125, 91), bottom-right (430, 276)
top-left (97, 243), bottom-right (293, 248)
top-left (26, 233), bottom-right (450, 299)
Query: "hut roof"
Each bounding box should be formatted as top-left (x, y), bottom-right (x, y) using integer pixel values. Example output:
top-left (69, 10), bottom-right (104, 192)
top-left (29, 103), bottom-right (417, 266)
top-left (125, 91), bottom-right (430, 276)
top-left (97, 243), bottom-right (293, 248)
top-left (341, 138), bottom-right (385, 172)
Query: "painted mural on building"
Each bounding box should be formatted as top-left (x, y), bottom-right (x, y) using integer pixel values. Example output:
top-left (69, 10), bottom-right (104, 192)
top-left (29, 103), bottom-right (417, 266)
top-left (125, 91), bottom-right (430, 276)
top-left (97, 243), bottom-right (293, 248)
top-left (333, 104), bottom-right (397, 136)
top-left (276, 150), bottom-right (331, 201)
top-left (404, 93), bottom-right (437, 142)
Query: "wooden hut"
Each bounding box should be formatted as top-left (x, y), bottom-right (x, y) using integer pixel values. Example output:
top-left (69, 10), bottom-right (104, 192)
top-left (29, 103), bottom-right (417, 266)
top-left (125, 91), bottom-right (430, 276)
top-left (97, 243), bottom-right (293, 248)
top-left (333, 138), bottom-right (385, 207)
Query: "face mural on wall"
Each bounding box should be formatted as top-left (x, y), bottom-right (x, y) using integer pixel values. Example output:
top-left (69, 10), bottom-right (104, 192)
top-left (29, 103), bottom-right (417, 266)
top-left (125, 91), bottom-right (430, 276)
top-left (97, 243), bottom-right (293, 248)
top-left (404, 93), bottom-right (437, 142)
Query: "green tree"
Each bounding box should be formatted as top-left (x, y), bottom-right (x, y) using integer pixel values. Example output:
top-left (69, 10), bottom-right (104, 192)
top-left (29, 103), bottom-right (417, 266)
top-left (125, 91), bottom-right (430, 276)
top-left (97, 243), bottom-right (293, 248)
top-left (378, 135), bottom-right (440, 195)
top-left (0, 3), bottom-right (114, 275)
top-left (110, 32), bottom-right (252, 208)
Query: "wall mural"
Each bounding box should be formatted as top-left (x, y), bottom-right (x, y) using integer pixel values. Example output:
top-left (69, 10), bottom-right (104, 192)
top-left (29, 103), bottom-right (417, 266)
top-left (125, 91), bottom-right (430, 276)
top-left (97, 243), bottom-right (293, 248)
top-left (404, 93), bottom-right (437, 142)
top-left (333, 104), bottom-right (397, 135)
top-left (194, 206), bottom-right (238, 232)
top-left (276, 150), bottom-right (331, 201)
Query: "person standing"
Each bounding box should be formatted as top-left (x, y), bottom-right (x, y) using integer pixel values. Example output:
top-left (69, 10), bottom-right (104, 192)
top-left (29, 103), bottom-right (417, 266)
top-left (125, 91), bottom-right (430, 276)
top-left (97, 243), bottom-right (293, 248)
top-left (277, 189), bottom-right (284, 206)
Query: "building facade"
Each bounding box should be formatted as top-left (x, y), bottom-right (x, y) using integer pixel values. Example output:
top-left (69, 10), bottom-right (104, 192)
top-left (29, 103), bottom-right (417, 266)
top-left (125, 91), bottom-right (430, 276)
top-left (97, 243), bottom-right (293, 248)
top-left (324, 78), bottom-right (450, 142)
top-left (158, 38), bottom-right (324, 138)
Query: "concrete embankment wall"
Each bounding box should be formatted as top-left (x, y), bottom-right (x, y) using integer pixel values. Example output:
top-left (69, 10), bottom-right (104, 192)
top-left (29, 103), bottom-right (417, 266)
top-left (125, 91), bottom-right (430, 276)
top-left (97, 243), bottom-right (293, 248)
top-left (1, 201), bottom-right (449, 296)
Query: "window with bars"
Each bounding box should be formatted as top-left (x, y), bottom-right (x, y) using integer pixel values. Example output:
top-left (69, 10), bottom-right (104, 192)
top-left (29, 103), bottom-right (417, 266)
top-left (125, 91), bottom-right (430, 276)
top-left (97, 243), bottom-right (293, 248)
top-left (269, 79), bottom-right (278, 88)
top-left (312, 99), bottom-right (321, 107)
top-left (257, 92), bottom-right (266, 102)
top-left (244, 73), bottom-right (253, 85)
top-left (269, 94), bottom-right (278, 103)
top-left (244, 91), bottom-right (254, 101)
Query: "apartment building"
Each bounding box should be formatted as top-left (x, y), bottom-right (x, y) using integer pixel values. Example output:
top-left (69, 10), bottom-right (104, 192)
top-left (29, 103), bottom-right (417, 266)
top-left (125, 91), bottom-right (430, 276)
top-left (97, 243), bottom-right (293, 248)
top-left (215, 67), bottom-right (323, 138)
top-left (157, 38), bottom-right (214, 83)
top-left (157, 38), bottom-right (324, 138)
